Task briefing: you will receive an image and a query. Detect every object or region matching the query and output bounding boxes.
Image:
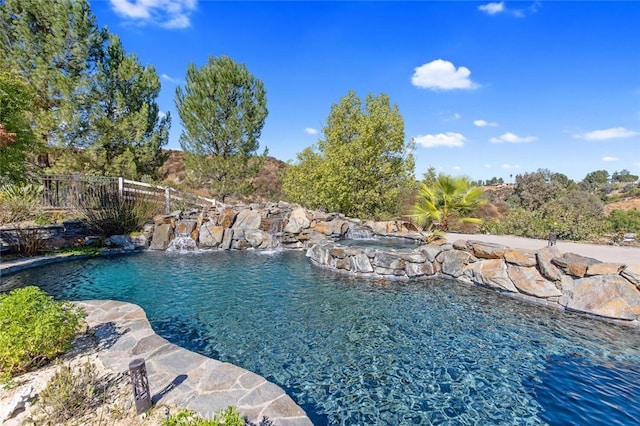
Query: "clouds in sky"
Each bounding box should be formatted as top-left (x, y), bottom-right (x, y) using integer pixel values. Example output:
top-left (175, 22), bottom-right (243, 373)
top-left (602, 156), bottom-right (619, 162)
top-left (478, 1), bottom-right (540, 17)
top-left (474, 119), bottom-right (498, 127)
top-left (109, 0), bottom-right (197, 29)
top-left (478, 2), bottom-right (505, 15)
top-left (412, 59), bottom-right (478, 91)
top-left (572, 127), bottom-right (638, 141)
top-left (414, 132), bottom-right (465, 148)
top-left (161, 73), bottom-right (181, 83)
top-left (304, 127), bottom-right (319, 135)
top-left (501, 163), bottom-right (520, 170)
top-left (490, 132), bottom-right (536, 143)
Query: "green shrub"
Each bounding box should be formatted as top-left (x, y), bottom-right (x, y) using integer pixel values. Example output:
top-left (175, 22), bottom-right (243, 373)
top-left (608, 209), bottom-right (640, 234)
top-left (35, 362), bottom-right (100, 424)
top-left (74, 191), bottom-right (162, 237)
top-left (162, 407), bottom-right (247, 426)
top-left (0, 183), bottom-right (44, 224)
top-left (0, 287), bottom-right (85, 379)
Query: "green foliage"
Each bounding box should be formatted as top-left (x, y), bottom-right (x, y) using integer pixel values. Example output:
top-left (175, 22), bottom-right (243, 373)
top-left (283, 91), bottom-right (415, 220)
top-left (1, 1), bottom-right (168, 180)
top-left (0, 287), bottom-right (84, 378)
top-left (510, 169), bottom-right (569, 210)
top-left (176, 55), bottom-right (268, 202)
top-left (75, 191), bottom-right (162, 237)
top-left (0, 183), bottom-right (44, 224)
top-left (582, 169), bottom-right (610, 189)
top-left (608, 209), bottom-right (640, 234)
top-left (35, 362), bottom-right (100, 424)
top-left (0, 0), bottom-right (106, 148)
top-left (0, 71), bottom-right (39, 183)
top-left (412, 173), bottom-right (485, 232)
top-left (612, 169), bottom-right (639, 183)
top-left (162, 407), bottom-right (246, 426)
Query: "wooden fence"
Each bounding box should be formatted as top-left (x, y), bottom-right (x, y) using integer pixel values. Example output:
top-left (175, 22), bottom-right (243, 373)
top-left (40, 175), bottom-right (218, 214)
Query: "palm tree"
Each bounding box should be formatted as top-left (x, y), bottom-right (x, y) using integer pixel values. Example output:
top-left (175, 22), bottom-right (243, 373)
top-left (411, 173), bottom-right (485, 232)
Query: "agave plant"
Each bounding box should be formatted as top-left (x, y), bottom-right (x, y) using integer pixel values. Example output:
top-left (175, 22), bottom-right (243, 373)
top-left (411, 173), bottom-right (485, 232)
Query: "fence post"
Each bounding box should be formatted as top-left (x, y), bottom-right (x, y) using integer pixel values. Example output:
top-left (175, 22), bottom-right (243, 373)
top-left (165, 187), bottom-right (170, 215)
top-left (118, 177), bottom-right (124, 200)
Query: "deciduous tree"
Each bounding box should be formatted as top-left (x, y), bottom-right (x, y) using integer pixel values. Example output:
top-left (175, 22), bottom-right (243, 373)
top-left (283, 91), bottom-right (414, 219)
top-left (175, 56), bottom-right (268, 201)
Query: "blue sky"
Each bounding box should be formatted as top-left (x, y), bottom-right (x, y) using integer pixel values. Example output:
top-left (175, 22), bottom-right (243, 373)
top-left (90, 1), bottom-right (640, 182)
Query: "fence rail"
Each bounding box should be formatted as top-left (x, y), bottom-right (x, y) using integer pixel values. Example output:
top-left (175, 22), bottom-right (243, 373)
top-left (40, 175), bottom-right (218, 214)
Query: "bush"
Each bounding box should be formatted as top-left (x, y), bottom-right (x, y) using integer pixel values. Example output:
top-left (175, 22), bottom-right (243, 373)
top-left (0, 287), bottom-right (84, 380)
top-left (162, 406), bottom-right (269, 426)
top-left (608, 209), bottom-right (640, 234)
top-left (0, 183), bottom-right (43, 224)
top-left (3, 226), bottom-right (45, 257)
top-left (35, 362), bottom-right (100, 424)
top-left (74, 191), bottom-right (162, 237)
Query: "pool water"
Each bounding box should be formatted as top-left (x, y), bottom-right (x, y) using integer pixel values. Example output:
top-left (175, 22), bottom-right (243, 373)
top-left (3, 250), bottom-right (640, 425)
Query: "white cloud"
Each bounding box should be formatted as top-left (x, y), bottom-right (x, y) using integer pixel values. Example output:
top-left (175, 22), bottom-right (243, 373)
top-left (501, 163), bottom-right (521, 169)
top-left (109, 0), bottom-right (197, 29)
top-left (453, 113), bottom-right (461, 120)
top-left (484, 164), bottom-right (492, 169)
top-left (161, 73), bottom-right (180, 83)
top-left (490, 132), bottom-right (536, 143)
top-left (474, 119), bottom-right (498, 127)
top-left (414, 132), bottom-right (466, 148)
top-left (411, 59), bottom-right (478, 91)
top-left (452, 166), bottom-right (461, 171)
top-left (572, 127), bottom-right (639, 141)
top-left (158, 111), bottom-right (166, 119)
top-left (304, 127), bottom-right (319, 135)
top-left (478, 2), bottom-right (505, 15)
top-left (602, 156), bottom-right (619, 162)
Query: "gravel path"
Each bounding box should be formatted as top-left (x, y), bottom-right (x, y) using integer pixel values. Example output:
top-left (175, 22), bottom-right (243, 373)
top-left (445, 233), bottom-right (640, 265)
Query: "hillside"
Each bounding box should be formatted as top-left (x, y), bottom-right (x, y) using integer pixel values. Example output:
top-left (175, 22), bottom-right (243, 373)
top-left (160, 150), bottom-right (289, 202)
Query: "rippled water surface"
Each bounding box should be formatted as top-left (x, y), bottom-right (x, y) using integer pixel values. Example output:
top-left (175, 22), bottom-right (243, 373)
top-left (3, 250), bottom-right (640, 425)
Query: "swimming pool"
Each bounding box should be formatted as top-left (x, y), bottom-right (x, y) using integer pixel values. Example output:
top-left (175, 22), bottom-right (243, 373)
top-left (2, 250), bottom-right (639, 425)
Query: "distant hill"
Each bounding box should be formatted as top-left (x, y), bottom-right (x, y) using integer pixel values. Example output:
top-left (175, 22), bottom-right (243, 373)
top-left (160, 150), bottom-right (289, 202)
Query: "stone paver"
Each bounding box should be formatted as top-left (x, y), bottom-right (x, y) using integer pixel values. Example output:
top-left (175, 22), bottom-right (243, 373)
top-left (75, 300), bottom-right (312, 425)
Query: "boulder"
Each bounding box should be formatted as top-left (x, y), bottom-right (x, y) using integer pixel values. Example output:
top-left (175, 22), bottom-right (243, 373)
top-left (350, 253), bottom-right (374, 273)
top-left (559, 274), bottom-right (640, 320)
top-left (621, 264), bottom-right (640, 287)
top-left (536, 247), bottom-right (563, 281)
top-left (306, 242), bottom-right (332, 266)
top-left (245, 229), bottom-right (273, 249)
top-left (452, 240), bottom-right (468, 250)
top-left (198, 223), bottom-right (224, 248)
top-left (395, 249), bottom-right (426, 263)
top-left (107, 235), bottom-right (135, 250)
top-left (149, 223), bottom-right (173, 250)
top-left (220, 228), bottom-right (233, 250)
top-left (283, 208), bottom-right (311, 233)
top-left (312, 220), bottom-right (349, 236)
top-left (373, 252), bottom-right (406, 270)
top-left (174, 220), bottom-right (197, 237)
top-left (233, 209), bottom-right (262, 229)
top-left (504, 249), bottom-right (537, 267)
top-left (551, 253), bottom-right (601, 278)
top-left (507, 265), bottom-right (561, 298)
top-left (586, 262), bottom-right (626, 276)
top-left (438, 250), bottom-right (475, 278)
top-left (468, 241), bottom-right (508, 259)
top-left (466, 259), bottom-right (518, 292)
top-left (406, 261), bottom-right (435, 278)
top-left (419, 244), bottom-right (443, 262)
top-left (219, 208), bottom-right (237, 228)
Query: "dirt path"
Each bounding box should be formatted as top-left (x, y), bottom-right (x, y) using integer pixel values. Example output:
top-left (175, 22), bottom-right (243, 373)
top-left (445, 233), bottom-right (640, 265)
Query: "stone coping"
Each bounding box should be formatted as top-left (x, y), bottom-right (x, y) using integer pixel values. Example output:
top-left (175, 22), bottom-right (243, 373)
top-left (76, 300), bottom-right (312, 425)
